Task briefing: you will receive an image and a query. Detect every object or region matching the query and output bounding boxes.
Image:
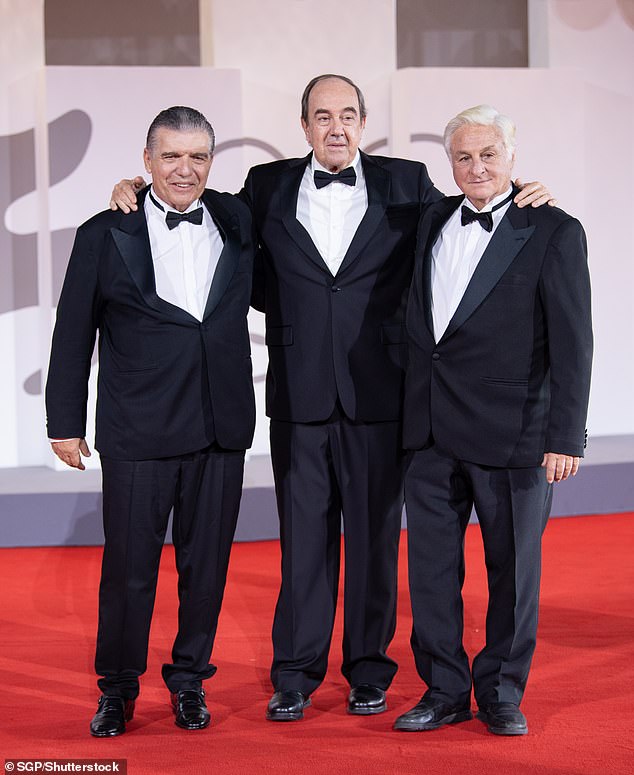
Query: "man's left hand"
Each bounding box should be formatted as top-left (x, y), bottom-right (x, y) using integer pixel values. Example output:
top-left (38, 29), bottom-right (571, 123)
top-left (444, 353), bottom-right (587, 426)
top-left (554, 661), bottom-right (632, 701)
top-left (541, 452), bottom-right (580, 483)
top-left (514, 179), bottom-right (557, 208)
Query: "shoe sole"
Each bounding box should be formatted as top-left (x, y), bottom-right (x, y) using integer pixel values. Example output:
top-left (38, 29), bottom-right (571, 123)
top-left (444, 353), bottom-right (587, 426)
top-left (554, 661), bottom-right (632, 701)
top-left (347, 703), bottom-right (387, 716)
top-left (266, 697), bottom-right (312, 722)
top-left (476, 710), bottom-right (528, 736)
top-left (174, 717), bottom-right (211, 730)
top-left (393, 709), bottom-right (473, 731)
top-left (90, 728), bottom-right (126, 738)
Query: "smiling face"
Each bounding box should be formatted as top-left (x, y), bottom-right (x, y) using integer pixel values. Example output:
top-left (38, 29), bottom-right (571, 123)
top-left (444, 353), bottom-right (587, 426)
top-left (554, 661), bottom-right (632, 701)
top-left (301, 77), bottom-right (366, 172)
top-left (449, 124), bottom-right (515, 210)
top-left (143, 127), bottom-right (213, 212)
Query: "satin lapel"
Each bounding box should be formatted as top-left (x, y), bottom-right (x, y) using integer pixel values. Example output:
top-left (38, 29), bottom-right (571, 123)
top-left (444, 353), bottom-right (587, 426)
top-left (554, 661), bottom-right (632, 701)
top-left (202, 190), bottom-right (241, 319)
top-left (110, 188), bottom-right (201, 324)
top-left (280, 155), bottom-right (330, 271)
top-left (421, 197), bottom-right (462, 337)
top-left (336, 153), bottom-right (390, 275)
top-left (441, 203), bottom-right (535, 341)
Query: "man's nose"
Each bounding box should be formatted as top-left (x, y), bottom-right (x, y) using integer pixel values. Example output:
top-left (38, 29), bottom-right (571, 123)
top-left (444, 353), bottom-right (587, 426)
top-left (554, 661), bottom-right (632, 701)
top-left (176, 156), bottom-right (193, 175)
top-left (470, 157), bottom-right (486, 175)
top-left (330, 120), bottom-right (344, 136)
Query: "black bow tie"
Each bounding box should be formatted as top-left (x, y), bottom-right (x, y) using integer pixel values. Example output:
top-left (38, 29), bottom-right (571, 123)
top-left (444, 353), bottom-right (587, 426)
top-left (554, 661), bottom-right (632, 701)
top-left (148, 190), bottom-right (204, 230)
top-left (314, 167), bottom-right (357, 189)
top-left (165, 208), bottom-right (204, 230)
top-left (461, 208), bottom-right (493, 231)
top-left (460, 191), bottom-right (514, 232)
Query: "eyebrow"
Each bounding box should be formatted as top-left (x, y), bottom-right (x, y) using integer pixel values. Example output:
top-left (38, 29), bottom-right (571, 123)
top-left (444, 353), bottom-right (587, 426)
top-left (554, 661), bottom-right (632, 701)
top-left (160, 150), bottom-right (210, 158)
top-left (455, 144), bottom-right (498, 156)
top-left (314, 106), bottom-right (359, 116)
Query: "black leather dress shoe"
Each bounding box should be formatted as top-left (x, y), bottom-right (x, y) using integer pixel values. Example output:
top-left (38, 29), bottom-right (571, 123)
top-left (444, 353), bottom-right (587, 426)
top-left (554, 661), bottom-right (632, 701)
top-left (266, 690), bottom-right (311, 721)
top-left (477, 702), bottom-right (528, 736)
top-left (393, 695), bottom-right (472, 731)
top-left (171, 689), bottom-right (211, 730)
top-left (347, 684), bottom-right (387, 715)
top-left (90, 695), bottom-right (135, 737)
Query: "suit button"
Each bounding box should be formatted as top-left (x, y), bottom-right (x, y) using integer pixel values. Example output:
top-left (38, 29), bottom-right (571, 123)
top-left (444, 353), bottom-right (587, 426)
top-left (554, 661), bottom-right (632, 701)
top-left (432, 352), bottom-right (440, 360)
top-left (331, 286), bottom-right (342, 292)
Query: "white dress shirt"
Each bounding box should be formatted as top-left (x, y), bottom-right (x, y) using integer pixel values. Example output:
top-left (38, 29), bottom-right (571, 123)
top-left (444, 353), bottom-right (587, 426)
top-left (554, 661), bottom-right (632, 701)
top-left (431, 187), bottom-right (513, 342)
top-left (144, 188), bottom-right (223, 321)
top-left (296, 152), bottom-right (368, 276)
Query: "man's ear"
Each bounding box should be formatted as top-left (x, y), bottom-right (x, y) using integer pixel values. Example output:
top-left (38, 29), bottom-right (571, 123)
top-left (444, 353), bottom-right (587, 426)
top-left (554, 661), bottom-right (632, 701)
top-left (301, 118), bottom-right (311, 145)
top-left (143, 147), bottom-right (152, 174)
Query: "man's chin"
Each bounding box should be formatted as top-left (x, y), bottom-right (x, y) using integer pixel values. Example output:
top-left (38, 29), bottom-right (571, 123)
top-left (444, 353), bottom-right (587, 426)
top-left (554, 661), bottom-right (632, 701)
top-left (466, 185), bottom-right (493, 199)
top-left (323, 152), bottom-right (353, 170)
top-left (164, 188), bottom-right (201, 210)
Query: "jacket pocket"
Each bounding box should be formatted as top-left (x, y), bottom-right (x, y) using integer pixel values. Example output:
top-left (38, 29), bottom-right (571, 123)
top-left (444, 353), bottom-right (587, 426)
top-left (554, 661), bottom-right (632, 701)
top-left (265, 325), bottom-right (293, 346)
top-left (481, 376), bottom-right (529, 387)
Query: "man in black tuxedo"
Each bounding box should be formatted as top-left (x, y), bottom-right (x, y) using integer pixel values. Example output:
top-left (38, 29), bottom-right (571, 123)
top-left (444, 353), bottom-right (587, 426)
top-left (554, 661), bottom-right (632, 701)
top-left (46, 107), bottom-right (255, 737)
top-left (242, 77), bottom-right (555, 722)
top-left (108, 76), bottom-right (551, 721)
top-left (394, 105), bottom-right (592, 735)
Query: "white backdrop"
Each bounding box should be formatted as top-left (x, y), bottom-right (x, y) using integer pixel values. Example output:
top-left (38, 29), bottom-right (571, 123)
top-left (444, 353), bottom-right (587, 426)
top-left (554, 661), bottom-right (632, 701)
top-left (0, 0), bottom-right (633, 470)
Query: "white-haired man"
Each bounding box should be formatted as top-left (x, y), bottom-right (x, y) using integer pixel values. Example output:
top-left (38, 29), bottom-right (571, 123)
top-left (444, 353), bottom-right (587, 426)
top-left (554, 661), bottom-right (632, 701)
top-left (394, 105), bottom-right (592, 735)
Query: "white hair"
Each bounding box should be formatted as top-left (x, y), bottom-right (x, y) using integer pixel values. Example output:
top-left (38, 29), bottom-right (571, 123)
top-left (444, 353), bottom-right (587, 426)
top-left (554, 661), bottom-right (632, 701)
top-left (443, 104), bottom-right (516, 160)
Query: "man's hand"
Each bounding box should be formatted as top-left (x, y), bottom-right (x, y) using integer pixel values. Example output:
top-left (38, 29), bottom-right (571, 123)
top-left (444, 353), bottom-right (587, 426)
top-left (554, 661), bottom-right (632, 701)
top-left (513, 178), bottom-right (557, 209)
top-left (109, 176), bottom-right (146, 213)
top-left (541, 452), bottom-right (580, 483)
top-left (51, 438), bottom-right (92, 470)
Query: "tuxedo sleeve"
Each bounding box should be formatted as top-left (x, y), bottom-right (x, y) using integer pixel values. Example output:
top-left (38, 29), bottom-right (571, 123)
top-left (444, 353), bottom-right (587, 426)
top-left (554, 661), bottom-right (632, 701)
top-left (45, 225), bottom-right (102, 440)
top-left (539, 217), bottom-right (593, 456)
top-left (238, 172), bottom-right (266, 312)
top-left (418, 164), bottom-right (445, 210)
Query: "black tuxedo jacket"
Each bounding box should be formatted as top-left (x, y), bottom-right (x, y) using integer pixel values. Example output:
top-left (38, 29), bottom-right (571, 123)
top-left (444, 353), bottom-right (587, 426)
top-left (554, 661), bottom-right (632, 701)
top-left (46, 188), bottom-right (256, 459)
top-left (403, 194), bottom-right (593, 467)
top-left (241, 151), bottom-right (443, 423)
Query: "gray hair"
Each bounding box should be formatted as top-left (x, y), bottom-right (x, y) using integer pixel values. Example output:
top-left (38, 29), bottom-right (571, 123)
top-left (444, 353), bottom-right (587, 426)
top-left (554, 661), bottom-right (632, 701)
top-left (301, 74), bottom-right (367, 122)
top-left (146, 106), bottom-right (215, 155)
top-left (444, 104), bottom-right (516, 160)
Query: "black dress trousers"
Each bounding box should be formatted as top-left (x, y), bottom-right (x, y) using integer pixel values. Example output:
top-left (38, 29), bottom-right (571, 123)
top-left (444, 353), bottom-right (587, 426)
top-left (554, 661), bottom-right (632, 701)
top-left (405, 444), bottom-right (552, 707)
top-left (269, 416), bottom-right (406, 695)
top-left (95, 444), bottom-right (245, 699)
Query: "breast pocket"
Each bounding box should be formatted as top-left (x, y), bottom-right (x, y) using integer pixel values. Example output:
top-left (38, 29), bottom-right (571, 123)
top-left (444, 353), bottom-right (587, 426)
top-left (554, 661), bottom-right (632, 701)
top-left (496, 273), bottom-right (530, 287)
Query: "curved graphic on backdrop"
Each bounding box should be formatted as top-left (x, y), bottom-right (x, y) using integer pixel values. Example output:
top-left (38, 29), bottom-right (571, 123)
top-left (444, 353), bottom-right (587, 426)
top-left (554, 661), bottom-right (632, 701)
top-left (215, 137), bottom-right (285, 160)
top-left (0, 109), bottom-right (92, 316)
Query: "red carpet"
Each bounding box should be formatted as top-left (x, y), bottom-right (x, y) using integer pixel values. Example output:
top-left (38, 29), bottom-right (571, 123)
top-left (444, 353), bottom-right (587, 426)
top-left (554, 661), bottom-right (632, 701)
top-left (1, 513), bottom-right (633, 774)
